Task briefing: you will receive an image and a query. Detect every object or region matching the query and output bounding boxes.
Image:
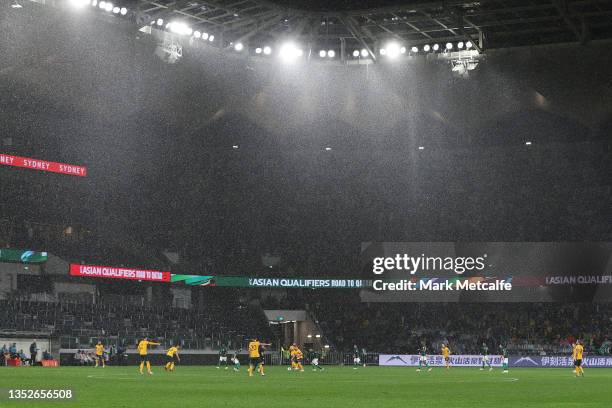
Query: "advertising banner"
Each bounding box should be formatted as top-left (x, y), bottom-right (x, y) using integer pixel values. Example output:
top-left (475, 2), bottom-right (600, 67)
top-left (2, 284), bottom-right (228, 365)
top-left (0, 153), bottom-right (87, 177)
top-left (0, 248), bottom-right (48, 264)
top-left (69, 264), bottom-right (171, 282)
top-left (170, 274), bottom-right (367, 288)
top-left (379, 354), bottom-right (503, 367)
top-left (510, 355), bottom-right (612, 368)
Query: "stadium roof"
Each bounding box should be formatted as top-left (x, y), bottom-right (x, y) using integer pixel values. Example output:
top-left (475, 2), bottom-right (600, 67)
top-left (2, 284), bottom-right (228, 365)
top-left (135, 0), bottom-right (612, 53)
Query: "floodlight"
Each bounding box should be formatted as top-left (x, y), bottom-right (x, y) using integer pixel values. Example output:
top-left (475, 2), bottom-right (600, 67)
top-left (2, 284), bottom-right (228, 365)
top-left (320, 50), bottom-right (327, 58)
top-left (327, 50), bottom-right (335, 58)
top-left (360, 49), bottom-right (368, 57)
top-left (263, 46), bottom-right (272, 55)
top-left (411, 46), bottom-right (418, 53)
top-left (255, 47), bottom-right (262, 54)
top-left (69, 0), bottom-right (89, 8)
top-left (423, 44), bottom-right (431, 52)
top-left (156, 18), bottom-right (163, 26)
top-left (433, 44), bottom-right (440, 51)
top-left (193, 31), bottom-right (201, 39)
top-left (446, 42), bottom-right (453, 50)
top-left (208, 35), bottom-right (214, 41)
top-left (169, 22), bottom-right (193, 36)
top-left (352, 50), bottom-right (359, 57)
top-left (385, 42), bottom-right (401, 58)
top-left (458, 41), bottom-right (464, 49)
top-left (234, 42), bottom-right (244, 51)
top-left (201, 32), bottom-right (209, 40)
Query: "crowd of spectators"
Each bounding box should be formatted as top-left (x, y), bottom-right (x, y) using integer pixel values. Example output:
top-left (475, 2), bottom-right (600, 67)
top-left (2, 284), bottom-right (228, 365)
top-left (305, 292), bottom-right (612, 355)
top-left (0, 297), bottom-right (272, 351)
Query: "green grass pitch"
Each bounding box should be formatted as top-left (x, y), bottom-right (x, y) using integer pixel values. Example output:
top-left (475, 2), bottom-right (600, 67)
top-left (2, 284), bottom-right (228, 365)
top-left (1, 365), bottom-right (611, 407)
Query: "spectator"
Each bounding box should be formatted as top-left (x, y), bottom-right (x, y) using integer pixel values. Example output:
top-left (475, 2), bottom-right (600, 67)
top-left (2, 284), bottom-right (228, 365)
top-left (1, 344), bottom-right (8, 366)
top-left (18, 349), bottom-right (28, 365)
top-left (29, 341), bottom-right (38, 366)
top-left (9, 343), bottom-right (17, 358)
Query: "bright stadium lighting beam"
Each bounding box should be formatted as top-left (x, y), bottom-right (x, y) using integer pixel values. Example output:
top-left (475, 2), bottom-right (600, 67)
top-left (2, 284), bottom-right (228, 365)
top-left (278, 42), bottom-right (302, 63)
top-left (169, 22), bottom-right (193, 36)
top-left (384, 42), bottom-right (401, 58)
top-left (69, 0), bottom-right (89, 8)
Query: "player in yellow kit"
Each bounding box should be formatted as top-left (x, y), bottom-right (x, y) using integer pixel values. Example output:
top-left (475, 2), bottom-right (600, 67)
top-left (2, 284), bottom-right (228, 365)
top-left (94, 341), bottom-right (105, 368)
top-left (137, 337), bottom-right (160, 375)
top-left (291, 343), bottom-right (304, 372)
top-left (288, 344), bottom-right (297, 370)
top-left (164, 345), bottom-right (180, 372)
top-left (441, 344), bottom-right (450, 370)
top-left (247, 338), bottom-right (271, 377)
top-left (572, 340), bottom-right (585, 377)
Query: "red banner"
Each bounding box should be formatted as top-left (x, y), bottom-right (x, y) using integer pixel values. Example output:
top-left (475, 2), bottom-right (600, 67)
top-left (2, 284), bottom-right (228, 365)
top-left (69, 264), bottom-right (171, 282)
top-left (0, 153), bottom-right (87, 177)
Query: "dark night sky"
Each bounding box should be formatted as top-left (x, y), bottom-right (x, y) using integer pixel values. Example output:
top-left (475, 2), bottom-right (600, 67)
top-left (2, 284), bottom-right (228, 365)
top-left (0, 2), bottom-right (610, 275)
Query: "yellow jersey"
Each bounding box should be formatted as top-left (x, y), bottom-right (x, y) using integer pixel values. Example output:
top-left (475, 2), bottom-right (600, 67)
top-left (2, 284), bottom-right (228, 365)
top-left (95, 344), bottom-right (104, 356)
top-left (138, 340), bottom-right (157, 356)
top-left (442, 346), bottom-right (450, 358)
top-left (248, 341), bottom-right (261, 358)
top-left (573, 344), bottom-right (584, 360)
top-left (166, 346), bottom-right (178, 357)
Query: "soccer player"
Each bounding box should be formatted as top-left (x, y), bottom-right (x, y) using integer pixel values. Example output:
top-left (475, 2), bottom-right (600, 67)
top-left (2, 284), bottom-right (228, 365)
top-left (480, 342), bottom-right (492, 371)
top-left (247, 338), bottom-right (270, 377)
top-left (352, 344), bottom-right (361, 369)
top-left (361, 347), bottom-right (367, 368)
top-left (137, 337), bottom-right (160, 375)
top-left (164, 345), bottom-right (180, 372)
top-left (499, 344), bottom-right (509, 373)
top-left (441, 343), bottom-right (451, 370)
top-left (572, 340), bottom-right (585, 377)
top-left (294, 346), bottom-right (305, 372)
top-left (287, 344), bottom-right (297, 370)
top-left (94, 341), bottom-right (105, 368)
top-left (309, 349), bottom-right (324, 371)
top-left (231, 349), bottom-right (241, 371)
top-left (217, 345), bottom-right (229, 370)
top-left (417, 344), bottom-right (432, 372)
